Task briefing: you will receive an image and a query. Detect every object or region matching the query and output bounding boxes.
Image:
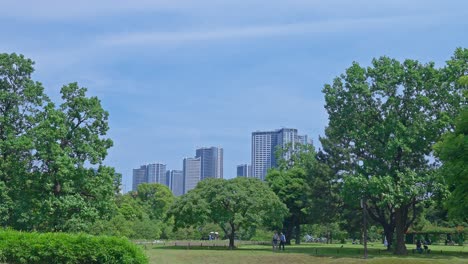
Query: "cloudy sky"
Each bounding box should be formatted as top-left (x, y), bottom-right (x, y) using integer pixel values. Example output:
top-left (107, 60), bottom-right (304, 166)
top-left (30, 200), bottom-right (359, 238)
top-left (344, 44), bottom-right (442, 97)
top-left (2, 0), bottom-right (467, 192)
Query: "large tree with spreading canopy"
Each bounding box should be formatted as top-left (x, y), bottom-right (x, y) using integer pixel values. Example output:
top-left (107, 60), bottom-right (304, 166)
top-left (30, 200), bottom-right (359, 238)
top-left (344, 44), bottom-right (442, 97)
top-left (321, 48), bottom-right (467, 254)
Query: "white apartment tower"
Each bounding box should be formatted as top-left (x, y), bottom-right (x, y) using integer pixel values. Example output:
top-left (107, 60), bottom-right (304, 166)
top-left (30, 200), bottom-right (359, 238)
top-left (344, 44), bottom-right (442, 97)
top-left (251, 128), bottom-right (308, 180)
top-left (183, 157), bottom-right (201, 194)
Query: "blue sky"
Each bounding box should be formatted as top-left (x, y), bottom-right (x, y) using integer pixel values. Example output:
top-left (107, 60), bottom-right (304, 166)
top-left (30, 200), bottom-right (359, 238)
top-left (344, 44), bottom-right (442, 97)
top-left (1, 0), bottom-right (467, 192)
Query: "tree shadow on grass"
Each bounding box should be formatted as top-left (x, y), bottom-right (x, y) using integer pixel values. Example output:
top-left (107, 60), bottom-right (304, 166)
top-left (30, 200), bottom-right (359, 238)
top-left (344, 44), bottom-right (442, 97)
top-left (149, 244), bottom-right (468, 260)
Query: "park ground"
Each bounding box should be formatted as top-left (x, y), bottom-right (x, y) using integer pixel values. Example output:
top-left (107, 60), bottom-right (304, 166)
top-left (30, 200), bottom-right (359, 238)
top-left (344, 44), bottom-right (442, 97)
top-left (142, 242), bottom-right (468, 264)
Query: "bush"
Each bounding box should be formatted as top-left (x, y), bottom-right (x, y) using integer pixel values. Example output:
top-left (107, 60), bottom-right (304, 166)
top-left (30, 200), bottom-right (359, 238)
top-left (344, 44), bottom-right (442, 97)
top-left (0, 230), bottom-right (147, 264)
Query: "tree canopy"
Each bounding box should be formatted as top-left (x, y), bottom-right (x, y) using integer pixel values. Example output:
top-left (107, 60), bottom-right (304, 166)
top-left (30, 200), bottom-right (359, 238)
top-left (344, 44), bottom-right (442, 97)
top-left (266, 143), bottom-right (338, 244)
top-left (321, 48), bottom-right (467, 254)
top-left (0, 53), bottom-right (117, 232)
top-left (168, 177), bottom-right (288, 249)
top-left (434, 85), bottom-right (467, 221)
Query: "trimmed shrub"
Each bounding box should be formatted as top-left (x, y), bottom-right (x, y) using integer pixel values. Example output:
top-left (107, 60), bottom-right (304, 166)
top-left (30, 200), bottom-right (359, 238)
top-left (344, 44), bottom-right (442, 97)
top-left (0, 230), bottom-right (147, 264)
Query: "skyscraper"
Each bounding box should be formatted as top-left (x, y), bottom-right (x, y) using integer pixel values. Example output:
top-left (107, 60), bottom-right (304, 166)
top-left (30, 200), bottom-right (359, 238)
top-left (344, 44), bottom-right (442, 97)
top-left (251, 128), bottom-right (308, 180)
top-left (251, 131), bottom-right (277, 180)
top-left (183, 157), bottom-right (201, 194)
top-left (236, 164), bottom-right (251, 177)
top-left (132, 165), bottom-right (147, 191)
top-left (146, 163), bottom-right (167, 186)
top-left (169, 170), bottom-right (184, 196)
top-left (195, 147), bottom-right (223, 180)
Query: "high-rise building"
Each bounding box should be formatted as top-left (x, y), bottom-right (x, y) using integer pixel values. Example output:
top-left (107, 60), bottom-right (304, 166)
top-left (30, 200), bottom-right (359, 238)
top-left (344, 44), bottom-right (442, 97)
top-left (251, 128), bottom-right (309, 180)
top-left (146, 163), bottom-right (167, 185)
top-left (183, 157), bottom-right (201, 194)
top-left (251, 131), bottom-right (277, 180)
top-left (132, 165), bottom-right (147, 191)
top-left (236, 164), bottom-right (251, 177)
top-left (297, 135), bottom-right (313, 145)
top-left (169, 170), bottom-right (184, 196)
top-left (195, 147), bottom-right (223, 180)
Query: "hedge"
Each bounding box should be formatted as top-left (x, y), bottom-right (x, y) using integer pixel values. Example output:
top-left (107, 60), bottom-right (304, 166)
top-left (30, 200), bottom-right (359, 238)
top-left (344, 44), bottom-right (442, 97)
top-left (0, 230), bottom-right (148, 264)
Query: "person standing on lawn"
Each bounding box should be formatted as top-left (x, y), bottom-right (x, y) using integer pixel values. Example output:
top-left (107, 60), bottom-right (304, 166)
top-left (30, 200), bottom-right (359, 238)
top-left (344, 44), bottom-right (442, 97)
top-left (279, 232), bottom-right (286, 251)
top-left (272, 231), bottom-right (279, 250)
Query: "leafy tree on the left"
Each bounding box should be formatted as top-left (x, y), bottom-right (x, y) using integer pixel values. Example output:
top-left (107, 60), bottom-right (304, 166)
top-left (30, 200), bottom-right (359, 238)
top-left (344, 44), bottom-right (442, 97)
top-left (0, 53), bottom-right (117, 232)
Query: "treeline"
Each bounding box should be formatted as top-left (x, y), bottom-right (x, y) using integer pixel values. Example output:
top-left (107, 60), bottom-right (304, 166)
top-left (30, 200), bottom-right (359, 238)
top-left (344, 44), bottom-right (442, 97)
top-left (0, 48), bottom-right (466, 256)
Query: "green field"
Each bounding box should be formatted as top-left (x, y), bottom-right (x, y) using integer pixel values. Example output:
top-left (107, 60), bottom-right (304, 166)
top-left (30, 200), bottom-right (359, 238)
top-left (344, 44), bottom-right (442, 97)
top-left (143, 242), bottom-right (468, 264)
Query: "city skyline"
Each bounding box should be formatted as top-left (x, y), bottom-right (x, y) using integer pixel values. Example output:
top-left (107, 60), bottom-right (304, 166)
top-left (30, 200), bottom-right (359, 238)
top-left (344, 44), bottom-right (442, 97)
top-left (130, 128), bottom-right (308, 193)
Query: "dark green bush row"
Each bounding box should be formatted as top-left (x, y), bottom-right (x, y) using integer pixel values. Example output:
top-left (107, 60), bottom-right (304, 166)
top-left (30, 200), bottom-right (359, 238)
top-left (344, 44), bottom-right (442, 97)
top-left (0, 230), bottom-right (148, 264)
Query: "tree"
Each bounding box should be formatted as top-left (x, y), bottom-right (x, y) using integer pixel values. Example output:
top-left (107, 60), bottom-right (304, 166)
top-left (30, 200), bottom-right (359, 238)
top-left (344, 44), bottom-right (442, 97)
top-left (0, 53), bottom-right (48, 227)
top-left (321, 48), bottom-right (467, 254)
top-left (434, 79), bottom-right (467, 221)
top-left (136, 183), bottom-right (174, 220)
top-left (168, 177), bottom-right (288, 249)
top-left (0, 53), bottom-right (117, 231)
top-left (266, 143), bottom-right (339, 244)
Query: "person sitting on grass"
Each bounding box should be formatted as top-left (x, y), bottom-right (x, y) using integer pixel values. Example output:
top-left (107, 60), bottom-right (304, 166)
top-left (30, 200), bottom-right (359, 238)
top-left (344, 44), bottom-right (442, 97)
top-left (416, 240), bottom-right (423, 254)
top-left (423, 241), bottom-right (430, 253)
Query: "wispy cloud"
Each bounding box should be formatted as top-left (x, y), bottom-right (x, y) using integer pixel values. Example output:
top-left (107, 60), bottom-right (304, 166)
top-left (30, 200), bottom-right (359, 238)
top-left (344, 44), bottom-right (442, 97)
top-left (1, 0), bottom-right (453, 21)
top-left (97, 15), bottom-right (440, 47)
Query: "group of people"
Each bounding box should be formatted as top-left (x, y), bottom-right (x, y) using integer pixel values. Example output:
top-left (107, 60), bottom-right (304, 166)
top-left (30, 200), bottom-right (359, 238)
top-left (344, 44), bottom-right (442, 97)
top-left (416, 240), bottom-right (430, 254)
top-left (272, 231), bottom-right (286, 251)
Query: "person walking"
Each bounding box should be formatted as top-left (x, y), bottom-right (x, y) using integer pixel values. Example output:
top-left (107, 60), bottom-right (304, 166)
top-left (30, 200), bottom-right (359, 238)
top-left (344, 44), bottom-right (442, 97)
top-left (279, 232), bottom-right (286, 251)
top-left (272, 232), bottom-right (279, 251)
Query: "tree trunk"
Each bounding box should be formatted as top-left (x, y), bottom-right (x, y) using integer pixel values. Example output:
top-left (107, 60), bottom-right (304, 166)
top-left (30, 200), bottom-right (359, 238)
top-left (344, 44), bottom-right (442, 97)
top-left (295, 222), bottom-right (301, 245)
top-left (383, 225), bottom-right (394, 251)
top-left (394, 207), bottom-right (407, 255)
top-left (228, 223), bottom-right (235, 250)
top-left (285, 217), bottom-right (294, 245)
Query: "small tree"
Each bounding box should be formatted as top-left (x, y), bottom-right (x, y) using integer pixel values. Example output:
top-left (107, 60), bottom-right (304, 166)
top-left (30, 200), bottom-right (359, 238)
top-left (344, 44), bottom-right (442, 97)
top-left (168, 177), bottom-right (287, 249)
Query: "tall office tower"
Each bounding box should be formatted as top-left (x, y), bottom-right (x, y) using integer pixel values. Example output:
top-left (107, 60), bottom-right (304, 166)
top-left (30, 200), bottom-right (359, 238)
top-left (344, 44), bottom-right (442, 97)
top-left (146, 163), bottom-right (167, 185)
top-left (169, 170), bottom-right (184, 196)
top-left (165, 170), bottom-right (171, 189)
top-left (132, 165), bottom-right (147, 191)
top-left (183, 157), bottom-right (201, 194)
top-left (195, 147), bottom-right (223, 180)
top-left (251, 128), bottom-right (306, 180)
top-left (236, 164), bottom-right (252, 177)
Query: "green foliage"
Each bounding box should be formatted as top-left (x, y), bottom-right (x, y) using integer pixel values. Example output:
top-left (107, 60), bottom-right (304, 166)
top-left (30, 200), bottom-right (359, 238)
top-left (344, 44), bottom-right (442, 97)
top-left (267, 143), bottom-right (339, 244)
top-left (137, 183), bottom-right (174, 220)
top-left (321, 48), bottom-right (468, 254)
top-left (90, 187), bottom-right (174, 240)
top-left (434, 84), bottom-right (468, 221)
top-left (249, 228), bottom-right (273, 242)
top-left (0, 53), bottom-right (117, 232)
top-left (168, 177), bottom-right (288, 248)
top-left (0, 229), bottom-right (147, 264)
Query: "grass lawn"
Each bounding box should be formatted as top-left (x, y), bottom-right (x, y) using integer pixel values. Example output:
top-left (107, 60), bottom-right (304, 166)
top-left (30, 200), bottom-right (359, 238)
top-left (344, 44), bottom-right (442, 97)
top-left (143, 242), bottom-right (468, 264)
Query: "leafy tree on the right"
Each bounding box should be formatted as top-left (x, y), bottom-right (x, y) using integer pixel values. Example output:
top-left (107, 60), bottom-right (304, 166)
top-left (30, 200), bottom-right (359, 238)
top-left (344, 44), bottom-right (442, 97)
top-left (434, 78), bottom-right (468, 222)
top-left (321, 48), bottom-right (467, 254)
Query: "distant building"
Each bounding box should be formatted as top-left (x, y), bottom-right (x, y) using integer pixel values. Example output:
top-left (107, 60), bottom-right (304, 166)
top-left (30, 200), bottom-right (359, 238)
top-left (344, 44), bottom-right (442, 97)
top-left (169, 170), bottom-right (184, 196)
top-left (183, 157), bottom-right (201, 194)
top-left (251, 128), bottom-right (309, 180)
top-left (196, 147), bottom-right (223, 180)
top-left (147, 163), bottom-right (167, 185)
top-left (236, 164), bottom-right (251, 177)
top-left (132, 165), bottom-right (147, 191)
top-left (297, 135), bottom-right (313, 145)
